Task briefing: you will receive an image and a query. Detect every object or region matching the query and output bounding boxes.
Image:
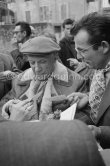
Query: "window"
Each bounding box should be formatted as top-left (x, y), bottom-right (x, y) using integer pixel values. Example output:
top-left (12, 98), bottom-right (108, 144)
top-left (60, 3), bottom-right (68, 20)
top-left (25, 11), bottom-right (31, 23)
top-left (61, 4), bottom-right (67, 20)
top-left (39, 6), bottom-right (49, 22)
top-left (24, 0), bottom-right (32, 2)
top-left (7, 0), bottom-right (15, 3)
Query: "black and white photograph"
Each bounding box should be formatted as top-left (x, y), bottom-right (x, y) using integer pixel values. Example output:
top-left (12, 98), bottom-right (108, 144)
top-left (0, 0), bottom-right (110, 166)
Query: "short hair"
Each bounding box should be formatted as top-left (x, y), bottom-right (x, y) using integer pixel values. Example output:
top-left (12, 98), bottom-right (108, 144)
top-left (62, 18), bottom-right (74, 29)
top-left (72, 12), bottom-right (110, 49)
top-left (15, 21), bottom-right (31, 37)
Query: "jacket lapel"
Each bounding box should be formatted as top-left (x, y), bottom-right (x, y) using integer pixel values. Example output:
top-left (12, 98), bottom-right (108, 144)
top-left (14, 73), bottom-right (31, 99)
top-left (96, 79), bottom-right (110, 124)
top-left (53, 69), bottom-right (73, 87)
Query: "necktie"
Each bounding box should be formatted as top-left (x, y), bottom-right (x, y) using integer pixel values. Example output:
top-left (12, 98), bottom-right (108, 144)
top-left (89, 70), bottom-right (106, 122)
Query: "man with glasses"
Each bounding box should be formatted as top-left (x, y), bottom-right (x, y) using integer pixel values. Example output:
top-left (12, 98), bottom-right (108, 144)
top-left (69, 12), bottom-right (110, 148)
top-left (11, 21), bottom-right (31, 71)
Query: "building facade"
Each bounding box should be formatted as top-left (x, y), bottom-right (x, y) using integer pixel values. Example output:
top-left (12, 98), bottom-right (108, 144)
top-left (6, 0), bottom-right (110, 25)
top-left (7, 0), bottom-right (86, 24)
top-left (8, 0), bottom-right (110, 38)
top-left (86, 0), bottom-right (110, 15)
top-left (0, 0), bottom-right (14, 25)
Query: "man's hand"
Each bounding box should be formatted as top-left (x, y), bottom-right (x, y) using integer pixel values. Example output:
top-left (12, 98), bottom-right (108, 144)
top-left (9, 99), bottom-right (33, 121)
top-left (88, 125), bottom-right (101, 140)
top-left (67, 58), bottom-right (80, 69)
top-left (52, 96), bottom-right (74, 112)
top-left (0, 71), bottom-right (16, 81)
top-left (67, 92), bottom-right (89, 110)
top-left (11, 37), bottom-right (19, 50)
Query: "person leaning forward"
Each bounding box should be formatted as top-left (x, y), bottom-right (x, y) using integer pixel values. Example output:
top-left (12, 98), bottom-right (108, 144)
top-left (0, 36), bottom-right (88, 121)
top-left (69, 12), bottom-right (110, 127)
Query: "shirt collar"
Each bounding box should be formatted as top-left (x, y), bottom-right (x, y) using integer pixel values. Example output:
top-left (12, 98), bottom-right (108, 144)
top-left (52, 61), bottom-right (68, 82)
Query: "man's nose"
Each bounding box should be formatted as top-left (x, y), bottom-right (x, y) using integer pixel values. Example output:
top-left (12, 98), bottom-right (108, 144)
top-left (34, 63), bottom-right (40, 72)
top-left (13, 33), bottom-right (17, 38)
top-left (77, 52), bottom-right (84, 61)
top-left (68, 30), bottom-right (70, 34)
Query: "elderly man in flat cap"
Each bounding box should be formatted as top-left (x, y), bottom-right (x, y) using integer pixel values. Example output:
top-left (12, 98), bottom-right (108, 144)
top-left (0, 36), bottom-right (88, 121)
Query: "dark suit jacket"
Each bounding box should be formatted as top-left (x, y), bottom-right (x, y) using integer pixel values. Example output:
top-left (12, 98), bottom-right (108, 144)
top-left (0, 120), bottom-right (105, 166)
top-left (59, 37), bottom-right (77, 70)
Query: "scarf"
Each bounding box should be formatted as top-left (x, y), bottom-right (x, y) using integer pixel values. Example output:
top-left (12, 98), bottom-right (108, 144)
top-left (22, 61), bottom-right (68, 121)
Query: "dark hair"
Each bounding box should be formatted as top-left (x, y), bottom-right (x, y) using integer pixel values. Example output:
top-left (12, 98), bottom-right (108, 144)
top-left (62, 18), bottom-right (74, 29)
top-left (15, 21), bottom-right (31, 37)
top-left (71, 12), bottom-right (110, 49)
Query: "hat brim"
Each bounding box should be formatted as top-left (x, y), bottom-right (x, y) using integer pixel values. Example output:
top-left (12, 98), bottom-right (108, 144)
top-left (22, 51), bottom-right (58, 57)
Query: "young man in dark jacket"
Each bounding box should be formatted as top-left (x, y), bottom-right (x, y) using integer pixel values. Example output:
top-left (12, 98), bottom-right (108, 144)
top-left (59, 19), bottom-right (77, 70)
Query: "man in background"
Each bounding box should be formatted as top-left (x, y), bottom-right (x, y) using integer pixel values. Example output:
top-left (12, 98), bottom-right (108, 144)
top-left (0, 53), bottom-right (20, 100)
top-left (59, 18), bottom-right (77, 70)
top-left (11, 21), bottom-right (31, 71)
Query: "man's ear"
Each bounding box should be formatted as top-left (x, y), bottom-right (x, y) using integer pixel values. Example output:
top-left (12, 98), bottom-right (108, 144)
top-left (101, 41), bottom-right (110, 54)
top-left (23, 31), bottom-right (27, 37)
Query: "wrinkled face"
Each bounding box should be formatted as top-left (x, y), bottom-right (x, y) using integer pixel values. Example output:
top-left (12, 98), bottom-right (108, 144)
top-left (13, 25), bottom-right (26, 43)
top-left (74, 29), bottom-right (106, 69)
top-left (64, 24), bottom-right (73, 38)
top-left (28, 54), bottom-right (56, 80)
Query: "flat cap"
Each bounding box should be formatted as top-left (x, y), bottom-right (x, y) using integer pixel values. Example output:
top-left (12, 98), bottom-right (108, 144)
top-left (20, 36), bottom-right (60, 55)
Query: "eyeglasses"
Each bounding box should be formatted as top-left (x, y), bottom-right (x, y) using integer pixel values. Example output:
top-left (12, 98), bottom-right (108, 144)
top-left (75, 43), bottom-right (98, 56)
top-left (13, 30), bottom-right (24, 35)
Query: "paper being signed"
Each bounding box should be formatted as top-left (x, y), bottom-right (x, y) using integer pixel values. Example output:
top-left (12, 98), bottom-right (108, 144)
top-left (60, 103), bottom-right (77, 120)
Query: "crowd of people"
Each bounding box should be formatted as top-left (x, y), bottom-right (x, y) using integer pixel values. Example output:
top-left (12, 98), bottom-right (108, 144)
top-left (0, 12), bottom-right (110, 166)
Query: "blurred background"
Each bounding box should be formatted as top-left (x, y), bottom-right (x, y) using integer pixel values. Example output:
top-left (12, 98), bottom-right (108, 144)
top-left (0, 0), bottom-right (110, 51)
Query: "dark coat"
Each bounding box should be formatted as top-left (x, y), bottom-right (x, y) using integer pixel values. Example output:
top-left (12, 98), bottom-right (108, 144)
top-left (11, 48), bottom-right (30, 71)
top-left (0, 53), bottom-right (20, 100)
top-left (59, 37), bottom-right (77, 70)
top-left (0, 120), bottom-right (105, 166)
